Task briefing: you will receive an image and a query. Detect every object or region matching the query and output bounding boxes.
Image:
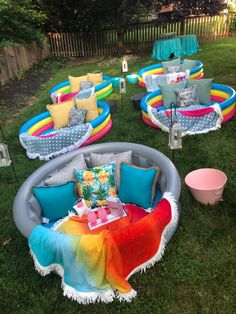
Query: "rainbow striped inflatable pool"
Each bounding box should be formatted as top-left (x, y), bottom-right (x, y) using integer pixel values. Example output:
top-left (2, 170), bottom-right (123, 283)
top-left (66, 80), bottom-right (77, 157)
top-left (141, 83), bottom-right (236, 128)
top-left (19, 101), bottom-right (112, 147)
top-left (50, 75), bottom-right (113, 101)
top-left (138, 60), bottom-right (204, 88)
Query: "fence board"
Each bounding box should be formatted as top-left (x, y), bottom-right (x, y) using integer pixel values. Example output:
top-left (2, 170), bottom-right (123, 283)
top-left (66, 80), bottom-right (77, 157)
top-left (0, 40), bottom-right (49, 86)
top-left (48, 14), bottom-right (235, 57)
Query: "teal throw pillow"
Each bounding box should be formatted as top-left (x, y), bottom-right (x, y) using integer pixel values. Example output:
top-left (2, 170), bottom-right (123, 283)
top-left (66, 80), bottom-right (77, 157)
top-left (33, 181), bottom-right (77, 221)
top-left (159, 81), bottom-right (186, 108)
top-left (187, 78), bottom-right (213, 104)
top-left (182, 59), bottom-right (197, 71)
top-left (119, 163), bottom-right (160, 209)
top-left (162, 57), bottom-right (181, 74)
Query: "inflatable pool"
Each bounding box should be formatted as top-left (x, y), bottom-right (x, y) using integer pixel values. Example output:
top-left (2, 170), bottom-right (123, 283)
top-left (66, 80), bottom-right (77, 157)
top-left (13, 142), bottom-right (181, 303)
top-left (19, 101), bottom-right (112, 152)
top-left (138, 60), bottom-right (204, 88)
top-left (141, 83), bottom-right (236, 128)
top-left (50, 75), bottom-right (113, 101)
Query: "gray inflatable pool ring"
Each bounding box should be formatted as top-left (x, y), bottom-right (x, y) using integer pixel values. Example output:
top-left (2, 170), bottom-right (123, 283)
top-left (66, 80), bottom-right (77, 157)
top-left (13, 142), bottom-right (181, 239)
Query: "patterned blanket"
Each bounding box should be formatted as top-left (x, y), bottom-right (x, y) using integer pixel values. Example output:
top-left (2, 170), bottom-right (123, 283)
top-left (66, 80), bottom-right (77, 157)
top-left (20, 123), bottom-right (93, 160)
top-left (29, 193), bottom-right (178, 304)
top-left (148, 104), bottom-right (223, 136)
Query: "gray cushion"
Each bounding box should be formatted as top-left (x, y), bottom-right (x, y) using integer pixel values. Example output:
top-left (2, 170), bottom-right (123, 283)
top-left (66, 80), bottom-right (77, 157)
top-left (90, 151), bottom-right (132, 189)
top-left (45, 153), bottom-right (87, 185)
top-left (182, 59), bottom-right (197, 71)
top-left (187, 78), bottom-right (213, 104)
top-left (159, 81), bottom-right (186, 108)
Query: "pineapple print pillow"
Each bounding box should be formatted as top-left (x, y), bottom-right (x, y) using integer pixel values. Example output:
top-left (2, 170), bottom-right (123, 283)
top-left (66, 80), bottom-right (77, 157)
top-left (74, 162), bottom-right (117, 208)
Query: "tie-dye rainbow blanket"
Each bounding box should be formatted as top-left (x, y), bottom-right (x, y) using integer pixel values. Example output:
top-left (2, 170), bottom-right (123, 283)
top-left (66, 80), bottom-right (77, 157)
top-left (29, 193), bottom-right (178, 304)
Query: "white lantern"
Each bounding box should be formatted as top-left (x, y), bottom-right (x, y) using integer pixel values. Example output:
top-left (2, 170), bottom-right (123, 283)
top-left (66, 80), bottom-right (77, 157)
top-left (168, 122), bottom-right (182, 150)
top-left (119, 77), bottom-right (126, 94)
top-left (0, 142), bottom-right (11, 167)
top-left (122, 59), bottom-right (128, 73)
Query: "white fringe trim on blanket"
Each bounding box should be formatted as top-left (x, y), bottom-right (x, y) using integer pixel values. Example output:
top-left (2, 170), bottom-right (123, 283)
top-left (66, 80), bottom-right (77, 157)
top-left (29, 249), bottom-right (118, 304)
top-left (147, 104), bottom-right (222, 137)
top-left (126, 192), bottom-right (179, 280)
top-left (29, 192), bottom-right (178, 304)
top-left (19, 124), bottom-right (93, 161)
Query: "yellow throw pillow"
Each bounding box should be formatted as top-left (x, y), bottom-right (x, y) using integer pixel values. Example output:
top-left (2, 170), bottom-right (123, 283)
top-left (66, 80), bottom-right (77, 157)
top-left (75, 95), bottom-right (99, 122)
top-left (87, 72), bottom-right (103, 85)
top-left (68, 75), bottom-right (88, 92)
top-left (47, 100), bottom-right (74, 129)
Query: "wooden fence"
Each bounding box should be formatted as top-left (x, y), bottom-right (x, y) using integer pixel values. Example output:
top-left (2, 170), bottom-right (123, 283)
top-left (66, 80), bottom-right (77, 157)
top-left (48, 14), bottom-right (236, 57)
top-left (0, 40), bottom-right (50, 86)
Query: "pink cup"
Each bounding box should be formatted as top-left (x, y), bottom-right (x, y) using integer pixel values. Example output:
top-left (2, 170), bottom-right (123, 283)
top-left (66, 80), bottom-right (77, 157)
top-left (98, 208), bottom-right (108, 222)
top-left (87, 211), bottom-right (97, 225)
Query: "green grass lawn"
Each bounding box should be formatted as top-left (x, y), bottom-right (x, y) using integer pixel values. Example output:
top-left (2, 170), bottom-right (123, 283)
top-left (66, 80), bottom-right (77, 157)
top-left (0, 38), bottom-right (236, 313)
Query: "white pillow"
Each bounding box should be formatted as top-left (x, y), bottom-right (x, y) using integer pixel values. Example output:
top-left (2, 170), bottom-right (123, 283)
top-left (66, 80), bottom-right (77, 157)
top-left (45, 153), bottom-right (87, 185)
top-left (90, 151), bottom-right (132, 189)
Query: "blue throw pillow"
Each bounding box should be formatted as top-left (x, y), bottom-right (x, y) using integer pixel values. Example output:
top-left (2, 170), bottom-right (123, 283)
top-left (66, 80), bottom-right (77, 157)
top-left (33, 181), bottom-right (77, 221)
top-left (119, 163), bottom-right (160, 209)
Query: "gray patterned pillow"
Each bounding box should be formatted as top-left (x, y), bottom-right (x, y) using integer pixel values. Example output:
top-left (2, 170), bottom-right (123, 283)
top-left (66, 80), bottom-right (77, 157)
top-left (175, 85), bottom-right (200, 107)
top-left (74, 87), bottom-right (95, 99)
top-left (68, 108), bottom-right (87, 127)
top-left (80, 81), bottom-right (94, 90)
top-left (166, 65), bottom-right (183, 74)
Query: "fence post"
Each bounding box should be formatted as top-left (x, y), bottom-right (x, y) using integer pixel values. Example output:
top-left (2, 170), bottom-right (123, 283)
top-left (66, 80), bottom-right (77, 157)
top-left (180, 18), bottom-right (185, 35)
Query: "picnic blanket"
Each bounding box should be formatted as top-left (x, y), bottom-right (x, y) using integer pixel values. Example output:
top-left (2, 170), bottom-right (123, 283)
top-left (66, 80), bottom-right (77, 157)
top-left (29, 193), bottom-right (178, 304)
top-left (147, 103), bottom-right (223, 135)
top-left (20, 123), bottom-right (93, 160)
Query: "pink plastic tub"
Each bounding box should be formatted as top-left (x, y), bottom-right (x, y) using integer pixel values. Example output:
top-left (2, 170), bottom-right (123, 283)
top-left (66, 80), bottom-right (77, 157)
top-left (185, 168), bottom-right (227, 205)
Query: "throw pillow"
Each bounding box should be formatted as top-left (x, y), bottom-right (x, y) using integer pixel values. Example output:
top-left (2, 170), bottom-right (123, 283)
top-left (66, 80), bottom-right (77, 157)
top-left (90, 151), bottom-right (132, 190)
top-left (119, 163), bottom-right (160, 209)
top-left (74, 87), bottom-right (95, 100)
top-left (166, 65), bottom-right (183, 74)
top-left (162, 57), bottom-right (181, 74)
top-left (33, 181), bottom-right (77, 221)
top-left (143, 74), bottom-right (168, 92)
top-left (68, 108), bottom-right (87, 127)
top-left (159, 81), bottom-right (186, 108)
top-left (47, 100), bottom-right (74, 129)
top-left (187, 78), bottom-right (213, 104)
top-left (80, 81), bottom-right (94, 90)
top-left (87, 73), bottom-right (103, 85)
top-left (74, 95), bottom-right (99, 121)
top-left (45, 153), bottom-right (87, 185)
top-left (182, 59), bottom-right (197, 71)
top-left (175, 85), bottom-right (200, 107)
top-left (68, 75), bottom-right (88, 92)
top-left (74, 162), bottom-right (117, 208)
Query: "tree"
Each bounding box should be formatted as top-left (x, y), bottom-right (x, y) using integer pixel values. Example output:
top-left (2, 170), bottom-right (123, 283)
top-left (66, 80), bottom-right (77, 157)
top-left (0, 0), bottom-right (45, 46)
top-left (35, 0), bottom-right (226, 52)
